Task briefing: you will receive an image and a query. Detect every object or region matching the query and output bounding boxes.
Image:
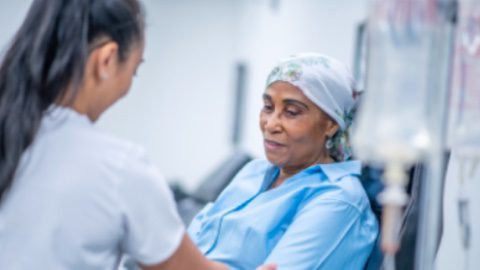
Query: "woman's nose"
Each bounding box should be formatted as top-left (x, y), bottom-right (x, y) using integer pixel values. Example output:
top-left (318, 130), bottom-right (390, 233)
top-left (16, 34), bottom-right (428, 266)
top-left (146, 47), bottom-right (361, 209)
top-left (263, 113), bottom-right (282, 133)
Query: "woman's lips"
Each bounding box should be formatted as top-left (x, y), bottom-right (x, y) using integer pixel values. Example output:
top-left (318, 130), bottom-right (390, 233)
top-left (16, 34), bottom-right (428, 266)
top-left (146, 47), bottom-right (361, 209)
top-left (264, 139), bottom-right (286, 151)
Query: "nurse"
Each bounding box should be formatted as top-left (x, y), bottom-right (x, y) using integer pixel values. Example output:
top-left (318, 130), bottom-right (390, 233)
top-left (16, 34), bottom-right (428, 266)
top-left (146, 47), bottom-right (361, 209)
top-left (188, 53), bottom-right (379, 270)
top-left (0, 1), bottom-right (274, 270)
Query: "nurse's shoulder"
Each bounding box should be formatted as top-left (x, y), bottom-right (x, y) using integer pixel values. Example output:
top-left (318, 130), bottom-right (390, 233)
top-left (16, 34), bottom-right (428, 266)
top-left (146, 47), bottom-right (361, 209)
top-left (40, 106), bottom-right (145, 168)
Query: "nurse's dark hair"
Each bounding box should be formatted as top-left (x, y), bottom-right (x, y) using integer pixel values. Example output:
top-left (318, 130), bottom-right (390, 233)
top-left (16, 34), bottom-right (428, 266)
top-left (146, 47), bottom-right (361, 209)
top-left (0, 0), bottom-right (144, 202)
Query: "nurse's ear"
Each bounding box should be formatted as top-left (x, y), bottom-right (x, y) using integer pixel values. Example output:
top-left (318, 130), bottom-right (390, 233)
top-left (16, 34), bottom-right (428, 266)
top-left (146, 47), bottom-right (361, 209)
top-left (90, 41), bottom-right (120, 82)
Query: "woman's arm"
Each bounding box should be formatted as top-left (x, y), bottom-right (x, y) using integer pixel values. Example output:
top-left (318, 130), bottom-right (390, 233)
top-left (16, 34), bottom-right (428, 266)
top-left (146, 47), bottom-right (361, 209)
top-left (263, 198), bottom-right (377, 269)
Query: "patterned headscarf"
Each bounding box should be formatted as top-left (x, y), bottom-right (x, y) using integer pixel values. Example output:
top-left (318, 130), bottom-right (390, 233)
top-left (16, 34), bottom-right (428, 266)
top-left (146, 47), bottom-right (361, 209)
top-left (266, 53), bottom-right (358, 161)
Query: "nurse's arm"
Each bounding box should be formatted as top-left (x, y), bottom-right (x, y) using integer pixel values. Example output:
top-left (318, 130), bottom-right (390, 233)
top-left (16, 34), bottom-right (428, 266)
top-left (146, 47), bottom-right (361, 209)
top-left (139, 233), bottom-right (226, 270)
top-left (140, 233), bottom-right (277, 270)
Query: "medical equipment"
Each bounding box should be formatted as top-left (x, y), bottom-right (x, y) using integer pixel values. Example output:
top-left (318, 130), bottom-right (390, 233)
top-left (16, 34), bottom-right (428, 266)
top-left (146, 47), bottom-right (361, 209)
top-left (448, 0), bottom-right (480, 268)
top-left (415, 2), bottom-right (458, 270)
top-left (352, 0), bottom-right (456, 269)
top-left (450, 0), bottom-right (480, 150)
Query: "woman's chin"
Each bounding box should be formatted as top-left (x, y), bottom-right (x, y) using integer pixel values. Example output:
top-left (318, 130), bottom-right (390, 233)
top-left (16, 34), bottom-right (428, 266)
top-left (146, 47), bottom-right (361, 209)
top-left (265, 153), bottom-right (286, 167)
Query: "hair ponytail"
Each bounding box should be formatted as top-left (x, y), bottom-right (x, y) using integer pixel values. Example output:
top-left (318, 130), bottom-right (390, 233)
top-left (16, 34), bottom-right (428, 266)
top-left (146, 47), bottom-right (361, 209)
top-left (0, 0), bottom-right (144, 202)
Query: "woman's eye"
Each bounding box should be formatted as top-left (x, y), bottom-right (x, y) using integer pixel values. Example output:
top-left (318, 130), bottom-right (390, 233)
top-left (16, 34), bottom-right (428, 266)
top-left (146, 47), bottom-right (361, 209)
top-left (262, 104), bottom-right (273, 112)
top-left (285, 110), bottom-right (300, 117)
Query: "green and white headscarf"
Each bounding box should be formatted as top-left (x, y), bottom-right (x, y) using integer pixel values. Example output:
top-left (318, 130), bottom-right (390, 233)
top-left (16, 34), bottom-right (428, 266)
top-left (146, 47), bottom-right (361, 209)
top-left (266, 53), bottom-right (357, 161)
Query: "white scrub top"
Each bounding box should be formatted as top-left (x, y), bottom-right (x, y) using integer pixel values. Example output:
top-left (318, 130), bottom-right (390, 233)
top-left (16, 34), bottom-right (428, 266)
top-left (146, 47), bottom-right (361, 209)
top-left (0, 106), bottom-right (184, 269)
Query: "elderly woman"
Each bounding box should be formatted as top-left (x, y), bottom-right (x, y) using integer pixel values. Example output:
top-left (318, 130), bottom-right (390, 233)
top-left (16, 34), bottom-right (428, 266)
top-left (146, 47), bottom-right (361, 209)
top-left (188, 53), bottom-right (378, 270)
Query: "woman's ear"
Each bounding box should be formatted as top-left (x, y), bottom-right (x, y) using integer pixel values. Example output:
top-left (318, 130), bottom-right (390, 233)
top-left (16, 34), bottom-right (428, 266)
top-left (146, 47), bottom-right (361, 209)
top-left (325, 120), bottom-right (339, 138)
top-left (92, 41), bottom-right (119, 81)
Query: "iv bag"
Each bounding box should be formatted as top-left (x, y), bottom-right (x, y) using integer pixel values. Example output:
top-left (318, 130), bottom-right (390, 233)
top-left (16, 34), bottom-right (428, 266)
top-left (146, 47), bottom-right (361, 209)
top-left (448, 0), bottom-right (480, 157)
top-left (353, 0), bottom-right (438, 165)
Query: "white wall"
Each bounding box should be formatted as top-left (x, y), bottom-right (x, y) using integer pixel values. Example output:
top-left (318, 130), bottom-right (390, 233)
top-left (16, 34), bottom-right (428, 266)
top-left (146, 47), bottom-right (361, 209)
top-left (96, 0), bottom-right (241, 191)
top-left (0, 1), bottom-right (32, 55)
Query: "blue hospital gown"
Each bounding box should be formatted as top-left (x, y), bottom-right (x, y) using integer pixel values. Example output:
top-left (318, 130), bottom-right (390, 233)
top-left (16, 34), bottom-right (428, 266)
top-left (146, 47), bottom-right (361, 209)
top-left (188, 159), bottom-right (378, 270)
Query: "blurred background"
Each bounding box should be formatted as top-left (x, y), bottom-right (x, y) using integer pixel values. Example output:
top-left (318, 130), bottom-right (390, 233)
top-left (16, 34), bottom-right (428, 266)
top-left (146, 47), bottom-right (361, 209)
top-left (1, 1), bottom-right (479, 270)
top-left (0, 0), bottom-right (367, 191)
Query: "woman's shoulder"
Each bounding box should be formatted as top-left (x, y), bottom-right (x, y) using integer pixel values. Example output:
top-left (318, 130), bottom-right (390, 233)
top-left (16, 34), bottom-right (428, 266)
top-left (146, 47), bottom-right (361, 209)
top-left (227, 158), bottom-right (271, 181)
top-left (314, 160), bottom-right (370, 212)
top-left (212, 159), bottom-right (272, 202)
top-left (242, 158), bottom-right (272, 172)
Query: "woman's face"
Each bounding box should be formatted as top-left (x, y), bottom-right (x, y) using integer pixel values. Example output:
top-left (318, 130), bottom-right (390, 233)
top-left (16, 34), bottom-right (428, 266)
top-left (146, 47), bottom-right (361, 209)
top-left (82, 39), bottom-right (145, 121)
top-left (260, 81), bottom-right (338, 169)
top-left (109, 42), bottom-right (145, 100)
top-left (99, 40), bottom-right (144, 111)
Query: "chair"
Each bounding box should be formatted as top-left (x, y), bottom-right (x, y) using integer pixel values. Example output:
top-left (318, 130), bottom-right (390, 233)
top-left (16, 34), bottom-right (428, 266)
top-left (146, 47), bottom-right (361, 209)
top-left (359, 165), bottom-right (384, 270)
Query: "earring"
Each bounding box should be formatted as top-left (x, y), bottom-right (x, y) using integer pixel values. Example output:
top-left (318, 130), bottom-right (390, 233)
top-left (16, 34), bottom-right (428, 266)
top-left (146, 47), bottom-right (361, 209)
top-left (325, 137), bottom-right (333, 149)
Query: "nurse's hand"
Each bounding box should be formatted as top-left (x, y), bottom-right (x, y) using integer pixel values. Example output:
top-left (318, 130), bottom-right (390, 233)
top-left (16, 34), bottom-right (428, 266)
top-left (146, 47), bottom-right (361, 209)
top-left (257, 263), bottom-right (277, 270)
